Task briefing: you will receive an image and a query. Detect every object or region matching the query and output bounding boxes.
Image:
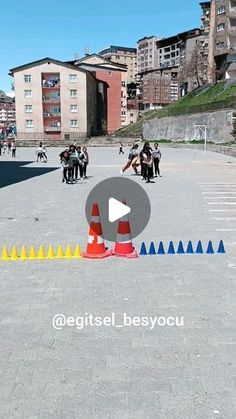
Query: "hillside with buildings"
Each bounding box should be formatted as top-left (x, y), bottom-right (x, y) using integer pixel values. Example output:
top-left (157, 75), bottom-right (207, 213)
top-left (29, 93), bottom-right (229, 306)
top-left (7, 0), bottom-right (236, 143)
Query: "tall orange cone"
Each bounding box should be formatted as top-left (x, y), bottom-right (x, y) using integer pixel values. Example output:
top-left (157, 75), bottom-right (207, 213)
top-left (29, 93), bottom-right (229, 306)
top-left (113, 201), bottom-right (138, 258)
top-left (83, 203), bottom-right (111, 259)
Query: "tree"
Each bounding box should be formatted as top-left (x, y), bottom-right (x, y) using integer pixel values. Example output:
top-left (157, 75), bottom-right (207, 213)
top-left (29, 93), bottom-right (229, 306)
top-left (181, 42), bottom-right (208, 91)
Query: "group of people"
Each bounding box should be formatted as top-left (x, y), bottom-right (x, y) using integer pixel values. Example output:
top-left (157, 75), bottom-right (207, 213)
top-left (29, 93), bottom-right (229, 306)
top-left (0, 138), bottom-right (16, 157)
top-left (60, 145), bottom-right (89, 184)
top-left (120, 142), bottom-right (162, 183)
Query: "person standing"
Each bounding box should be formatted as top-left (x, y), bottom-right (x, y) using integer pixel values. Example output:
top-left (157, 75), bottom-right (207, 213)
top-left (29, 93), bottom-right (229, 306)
top-left (153, 143), bottom-right (162, 177)
top-left (140, 143), bottom-right (154, 183)
top-left (7, 138), bottom-right (12, 154)
top-left (119, 142), bottom-right (124, 155)
top-left (60, 150), bottom-right (73, 183)
top-left (82, 146), bottom-right (89, 179)
top-left (11, 141), bottom-right (16, 157)
top-left (68, 145), bottom-right (79, 181)
top-left (77, 146), bottom-right (85, 180)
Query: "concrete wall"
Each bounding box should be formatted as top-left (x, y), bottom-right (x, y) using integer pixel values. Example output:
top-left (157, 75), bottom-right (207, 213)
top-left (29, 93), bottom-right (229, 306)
top-left (143, 109), bottom-right (235, 143)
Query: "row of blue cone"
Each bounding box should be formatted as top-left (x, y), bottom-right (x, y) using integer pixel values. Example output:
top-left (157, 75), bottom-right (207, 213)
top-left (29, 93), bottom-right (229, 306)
top-left (140, 240), bottom-right (226, 256)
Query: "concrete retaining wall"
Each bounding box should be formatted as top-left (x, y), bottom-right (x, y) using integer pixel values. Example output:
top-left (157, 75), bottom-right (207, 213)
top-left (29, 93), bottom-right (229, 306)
top-left (143, 109), bottom-right (235, 143)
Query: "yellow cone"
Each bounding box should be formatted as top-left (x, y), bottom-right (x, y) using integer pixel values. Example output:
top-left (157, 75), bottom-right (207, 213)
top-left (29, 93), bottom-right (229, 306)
top-left (38, 245), bottom-right (46, 259)
top-left (74, 244), bottom-right (82, 259)
top-left (47, 245), bottom-right (55, 259)
top-left (11, 245), bottom-right (19, 260)
top-left (29, 245), bottom-right (37, 259)
top-left (65, 244), bottom-right (73, 259)
top-left (20, 245), bottom-right (28, 260)
top-left (1, 245), bottom-right (10, 260)
top-left (56, 245), bottom-right (64, 259)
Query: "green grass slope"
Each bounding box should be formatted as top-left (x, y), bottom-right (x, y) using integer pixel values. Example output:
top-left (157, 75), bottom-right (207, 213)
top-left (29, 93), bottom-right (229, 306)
top-left (116, 80), bottom-right (236, 137)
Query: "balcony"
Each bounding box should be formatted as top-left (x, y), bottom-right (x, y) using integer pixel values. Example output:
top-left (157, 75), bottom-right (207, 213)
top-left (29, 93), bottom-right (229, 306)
top-left (228, 8), bottom-right (236, 18)
top-left (42, 96), bottom-right (61, 103)
top-left (43, 112), bottom-right (61, 117)
top-left (228, 26), bottom-right (236, 35)
top-left (44, 126), bottom-right (61, 132)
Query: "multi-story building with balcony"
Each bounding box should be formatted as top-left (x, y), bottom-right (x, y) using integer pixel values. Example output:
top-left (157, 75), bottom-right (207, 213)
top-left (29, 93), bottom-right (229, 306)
top-left (74, 53), bottom-right (128, 130)
top-left (157, 29), bottom-right (201, 70)
top-left (9, 57), bottom-right (105, 141)
top-left (0, 90), bottom-right (16, 129)
top-left (137, 36), bottom-right (159, 74)
top-left (99, 46), bottom-right (137, 84)
top-left (138, 68), bottom-right (179, 110)
top-left (208, 0), bottom-right (236, 79)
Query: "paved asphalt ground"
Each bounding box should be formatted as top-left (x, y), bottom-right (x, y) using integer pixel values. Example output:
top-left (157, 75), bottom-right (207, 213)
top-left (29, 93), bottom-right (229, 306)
top-left (0, 146), bottom-right (236, 419)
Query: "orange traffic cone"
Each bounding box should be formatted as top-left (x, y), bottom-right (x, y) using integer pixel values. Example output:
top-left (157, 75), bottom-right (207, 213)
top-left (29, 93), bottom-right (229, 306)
top-left (83, 203), bottom-right (111, 259)
top-left (113, 201), bottom-right (138, 258)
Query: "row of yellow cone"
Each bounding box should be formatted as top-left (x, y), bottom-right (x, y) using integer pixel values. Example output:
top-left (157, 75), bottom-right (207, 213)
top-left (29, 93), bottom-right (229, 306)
top-left (0, 244), bottom-right (82, 261)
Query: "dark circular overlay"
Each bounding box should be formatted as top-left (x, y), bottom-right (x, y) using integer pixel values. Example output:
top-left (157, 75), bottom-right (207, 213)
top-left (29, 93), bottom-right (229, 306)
top-left (85, 177), bottom-right (151, 243)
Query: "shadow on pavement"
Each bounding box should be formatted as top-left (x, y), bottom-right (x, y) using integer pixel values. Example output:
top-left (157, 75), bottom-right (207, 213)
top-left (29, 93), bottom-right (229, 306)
top-left (0, 161), bottom-right (59, 189)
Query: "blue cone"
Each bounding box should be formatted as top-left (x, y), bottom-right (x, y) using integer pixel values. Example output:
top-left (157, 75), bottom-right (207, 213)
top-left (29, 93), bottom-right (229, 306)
top-left (217, 240), bottom-right (226, 254)
top-left (167, 241), bottom-right (175, 254)
top-left (140, 242), bottom-right (148, 256)
top-left (177, 241), bottom-right (185, 254)
top-left (186, 241), bottom-right (194, 254)
top-left (195, 241), bottom-right (204, 254)
top-left (157, 241), bottom-right (165, 255)
top-left (206, 241), bottom-right (214, 254)
top-left (149, 242), bottom-right (156, 255)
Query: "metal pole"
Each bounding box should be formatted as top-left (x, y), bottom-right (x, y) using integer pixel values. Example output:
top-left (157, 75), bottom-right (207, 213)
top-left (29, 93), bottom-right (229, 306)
top-left (204, 127), bottom-right (207, 153)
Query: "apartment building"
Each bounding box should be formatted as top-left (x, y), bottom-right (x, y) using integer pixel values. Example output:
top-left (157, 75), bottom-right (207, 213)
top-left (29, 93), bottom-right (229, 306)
top-left (75, 54), bottom-right (128, 130)
top-left (9, 58), bottom-right (103, 141)
top-left (0, 90), bottom-right (16, 128)
top-left (99, 45), bottom-right (137, 84)
top-left (138, 68), bottom-right (179, 110)
top-left (208, 0), bottom-right (236, 79)
top-left (137, 36), bottom-right (159, 74)
top-left (157, 29), bottom-right (201, 70)
top-left (0, 103), bottom-right (16, 127)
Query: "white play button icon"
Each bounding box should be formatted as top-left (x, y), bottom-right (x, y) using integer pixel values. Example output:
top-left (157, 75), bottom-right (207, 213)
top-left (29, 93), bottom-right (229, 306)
top-left (108, 198), bottom-right (131, 223)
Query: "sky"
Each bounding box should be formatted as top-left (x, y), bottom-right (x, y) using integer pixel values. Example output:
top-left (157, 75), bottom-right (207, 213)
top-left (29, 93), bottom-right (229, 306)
top-left (1, 0), bottom-right (200, 93)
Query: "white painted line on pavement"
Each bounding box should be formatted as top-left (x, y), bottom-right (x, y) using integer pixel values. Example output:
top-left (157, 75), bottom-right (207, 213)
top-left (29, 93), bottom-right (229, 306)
top-left (216, 229), bottom-right (236, 231)
top-left (209, 209), bottom-right (236, 212)
top-left (203, 192), bottom-right (236, 194)
top-left (198, 183), bottom-right (236, 185)
top-left (212, 218), bottom-right (236, 220)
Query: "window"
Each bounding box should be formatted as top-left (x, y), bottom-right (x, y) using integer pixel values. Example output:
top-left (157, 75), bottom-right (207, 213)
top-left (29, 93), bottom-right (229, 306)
top-left (121, 111), bottom-right (126, 116)
top-left (70, 89), bottom-right (77, 97)
top-left (25, 105), bottom-right (32, 113)
top-left (108, 71), bottom-right (113, 77)
top-left (69, 74), bottom-right (78, 82)
top-left (26, 119), bottom-right (33, 128)
top-left (24, 90), bottom-right (32, 98)
top-left (121, 81), bottom-right (126, 87)
top-left (217, 6), bottom-right (225, 14)
top-left (24, 75), bottom-right (32, 83)
top-left (217, 23), bottom-right (225, 31)
top-left (216, 41), bottom-right (224, 49)
top-left (70, 104), bottom-right (78, 113)
top-left (70, 119), bottom-right (78, 127)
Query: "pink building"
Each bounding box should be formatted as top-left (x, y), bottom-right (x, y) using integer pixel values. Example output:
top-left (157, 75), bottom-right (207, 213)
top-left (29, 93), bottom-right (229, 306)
top-left (9, 58), bottom-right (103, 141)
